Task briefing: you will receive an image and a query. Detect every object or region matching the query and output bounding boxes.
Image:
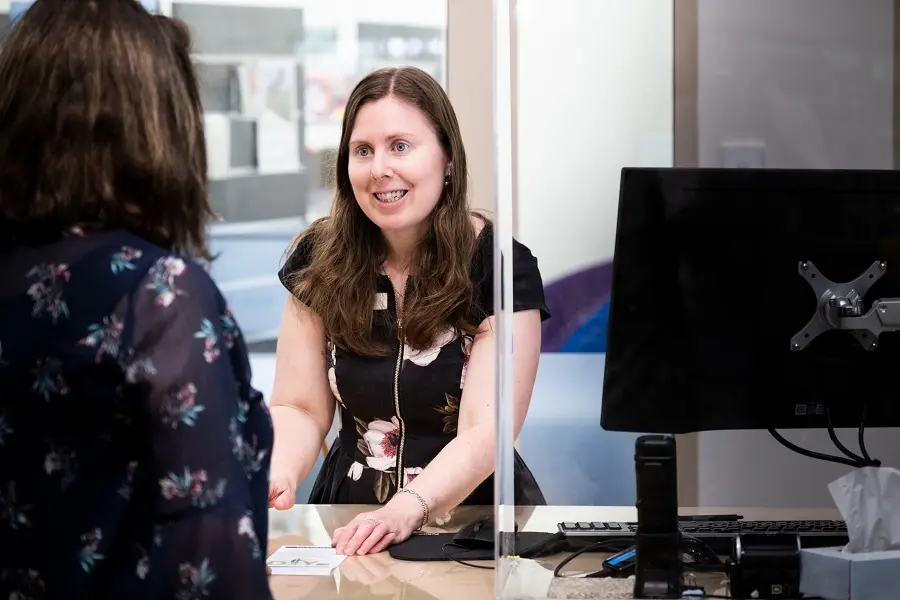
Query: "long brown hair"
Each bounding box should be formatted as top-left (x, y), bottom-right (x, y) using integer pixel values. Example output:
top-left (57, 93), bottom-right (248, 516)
top-left (0, 0), bottom-right (213, 260)
top-left (288, 67), bottom-right (483, 356)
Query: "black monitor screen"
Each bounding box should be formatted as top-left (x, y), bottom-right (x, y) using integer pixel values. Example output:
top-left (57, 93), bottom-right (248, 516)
top-left (600, 167), bottom-right (900, 434)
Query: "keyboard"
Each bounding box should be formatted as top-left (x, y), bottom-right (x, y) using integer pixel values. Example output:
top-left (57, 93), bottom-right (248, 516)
top-left (558, 519), bottom-right (849, 555)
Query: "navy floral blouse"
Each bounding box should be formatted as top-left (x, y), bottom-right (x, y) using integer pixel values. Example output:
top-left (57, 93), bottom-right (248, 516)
top-left (0, 226), bottom-right (273, 599)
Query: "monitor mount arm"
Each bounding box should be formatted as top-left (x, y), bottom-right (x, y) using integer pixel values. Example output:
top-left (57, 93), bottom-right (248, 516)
top-left (791, 260), bottom-right (900, 351)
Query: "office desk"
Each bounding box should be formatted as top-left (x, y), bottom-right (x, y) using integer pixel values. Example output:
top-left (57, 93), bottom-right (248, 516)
top-left (267, 505), bottom-right (840, 600)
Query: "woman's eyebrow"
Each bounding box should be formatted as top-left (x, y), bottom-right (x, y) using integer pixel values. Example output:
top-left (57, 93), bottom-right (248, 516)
top-left (350, 133), bottom-right (417, 146)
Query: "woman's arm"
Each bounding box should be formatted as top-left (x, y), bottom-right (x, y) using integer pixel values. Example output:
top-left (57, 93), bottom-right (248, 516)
top-left (332, 309), bottom-right (542, 555)
top-left (268, 295), bottom-right (336, 509)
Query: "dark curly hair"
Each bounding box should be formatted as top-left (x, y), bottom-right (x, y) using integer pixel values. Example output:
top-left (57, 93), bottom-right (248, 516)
top-left (0, 0), bottom-right (214, 260)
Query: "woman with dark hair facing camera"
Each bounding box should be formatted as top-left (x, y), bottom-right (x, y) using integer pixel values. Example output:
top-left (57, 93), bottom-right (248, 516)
top-left (269, 66), bottom-right (550, 555)
top-left (0, 1), bottom-right (272, 598)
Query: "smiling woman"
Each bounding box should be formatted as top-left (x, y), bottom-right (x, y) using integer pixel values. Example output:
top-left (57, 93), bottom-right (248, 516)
top-left (291, 67), bottom-right (479, 357)
top-left (267, 66), bottom-right (552, 557)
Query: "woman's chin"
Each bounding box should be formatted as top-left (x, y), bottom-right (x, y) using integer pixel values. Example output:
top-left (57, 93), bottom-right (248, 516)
top-left (376, 218), bottom-right (432, 241)
top-left (370, 211), bottom-right (415, 231)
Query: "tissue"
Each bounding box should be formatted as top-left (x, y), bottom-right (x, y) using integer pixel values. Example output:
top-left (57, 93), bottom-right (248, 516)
top-left (828, 467), bottom-right (900, 553)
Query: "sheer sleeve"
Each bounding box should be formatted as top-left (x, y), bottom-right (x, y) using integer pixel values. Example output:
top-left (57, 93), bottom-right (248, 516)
top-left (121, 256), bottom-right (272, 600)
top-left (476, 227), bottom-right (552, 322)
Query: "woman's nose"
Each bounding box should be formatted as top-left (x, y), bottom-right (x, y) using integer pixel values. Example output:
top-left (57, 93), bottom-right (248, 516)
top-left (370, 154), bottom-right (394, 180)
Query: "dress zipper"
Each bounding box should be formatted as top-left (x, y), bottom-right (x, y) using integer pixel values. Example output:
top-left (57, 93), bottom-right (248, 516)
top-left (387, 279), bottom-right (406, 495)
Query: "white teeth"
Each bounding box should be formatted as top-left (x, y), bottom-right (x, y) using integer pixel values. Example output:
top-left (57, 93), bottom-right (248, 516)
top-left (375, 190), bottom-right (407, 203)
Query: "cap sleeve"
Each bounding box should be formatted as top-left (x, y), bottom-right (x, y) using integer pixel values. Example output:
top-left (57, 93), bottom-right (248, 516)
top-left (475, 226), bottom-right (551, 322)
top-left (277, 232), bottom-right (315, 299)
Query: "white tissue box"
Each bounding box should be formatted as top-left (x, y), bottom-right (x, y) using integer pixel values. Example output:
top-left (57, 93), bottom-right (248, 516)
top-left (799, 547), bottom-right (900, 600)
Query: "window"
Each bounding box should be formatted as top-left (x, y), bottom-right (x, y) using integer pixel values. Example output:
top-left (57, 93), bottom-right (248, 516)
top-left (169, 0), bottom-right (448, 348)
top-left (0, 0), bottom-right (448, 348)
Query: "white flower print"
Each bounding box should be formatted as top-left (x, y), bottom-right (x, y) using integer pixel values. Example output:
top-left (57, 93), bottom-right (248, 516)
top-left (136, 555), bottom-right (150, 580)
top-left (435, 512), bottom-right (453, 527)
top-left (124, 356), bottom-right (156, 384)
top-left (145, 257), bottom-right (187, 307)
top-left (327, 344), bottom-right (344, 407)
top-left (403, 467), bottom-right (423, 487)
top-left (403, 327), bottom-right (457, 367)
top-left (238, 514), bottom-right (254, 537)
top-left (460, 334), bottom-right (473, 388)
top-left (348, 461), bottom-right (364, 481)
top-left (363, 417), bottom-right (401, 472)
top-left (238, 512), bottom-right (261, 559)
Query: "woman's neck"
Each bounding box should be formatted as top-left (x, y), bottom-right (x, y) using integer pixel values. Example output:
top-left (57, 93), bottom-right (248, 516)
top-left (381, 225), bottom-right (427, 273)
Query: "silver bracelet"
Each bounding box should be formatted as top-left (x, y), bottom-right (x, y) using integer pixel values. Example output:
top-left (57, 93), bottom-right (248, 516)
top-left (397, 488), bottom-right (430, 530)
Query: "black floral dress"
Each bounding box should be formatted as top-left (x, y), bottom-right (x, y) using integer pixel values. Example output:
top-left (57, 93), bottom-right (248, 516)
top-left (278, 222), bottom-right (550, 508)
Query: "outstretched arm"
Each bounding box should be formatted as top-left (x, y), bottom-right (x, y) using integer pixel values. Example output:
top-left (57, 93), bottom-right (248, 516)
top-left (267, 295), bottom-right (336, 509)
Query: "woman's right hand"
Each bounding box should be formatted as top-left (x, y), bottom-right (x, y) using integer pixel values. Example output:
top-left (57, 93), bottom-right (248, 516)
top-left (268, 475), bottom-right (298, 510)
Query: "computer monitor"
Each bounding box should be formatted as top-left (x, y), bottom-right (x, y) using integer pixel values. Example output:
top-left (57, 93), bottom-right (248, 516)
top-left (600, 167), bottom-right (900, 444)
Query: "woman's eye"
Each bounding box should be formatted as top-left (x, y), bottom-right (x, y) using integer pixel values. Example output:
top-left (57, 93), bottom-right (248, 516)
top-left (394, 142), bottom-right (409, 152)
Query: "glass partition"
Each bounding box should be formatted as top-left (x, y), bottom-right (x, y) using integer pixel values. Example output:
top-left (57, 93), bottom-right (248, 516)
top-left (160, 0), bottom-right (446, 504)
top-left (497, 0), bottom-right (900, 597)
top-left (161, 1), bottom-right (448, 355)
top-left (492, 0), bottom-right (518, 596)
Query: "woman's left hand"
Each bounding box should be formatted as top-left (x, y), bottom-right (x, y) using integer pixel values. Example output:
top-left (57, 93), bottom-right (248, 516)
top-left (332, 506), bottom-right (420, 555)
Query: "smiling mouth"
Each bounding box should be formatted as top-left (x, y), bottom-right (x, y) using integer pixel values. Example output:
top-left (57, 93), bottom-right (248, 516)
top-left (374, 190), bottom-right (408, 204)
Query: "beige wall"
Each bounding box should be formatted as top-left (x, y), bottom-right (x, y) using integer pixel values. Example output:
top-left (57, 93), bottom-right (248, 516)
top-left (448, 0), bottom-right (519, 234)
top-left (447, 0), bottom-right (496, 214)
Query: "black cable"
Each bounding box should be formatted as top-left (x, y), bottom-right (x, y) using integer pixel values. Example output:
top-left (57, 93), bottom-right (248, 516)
top-left (440, 543), bottom-right (494, 570)
top-left (768, 404), bottom-right (882, 469)
top-left (681, 535), bottom-right (724, 570)
top-left (858, 404), bottom-right (880, 466)
top-left (554, 535), bottom-right (725, 580)
top-left (585, 568), bottom-right (614, 578)
top-left (553, 539), bottom-right (632, 578)
top-left (825, 408), bottom-right (867, 464)
top-left (768, 427), bottom-right (862, 468)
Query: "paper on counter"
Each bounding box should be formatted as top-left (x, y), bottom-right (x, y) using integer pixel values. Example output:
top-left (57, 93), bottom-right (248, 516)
top-left (266, 545), bottom-right (346, 576)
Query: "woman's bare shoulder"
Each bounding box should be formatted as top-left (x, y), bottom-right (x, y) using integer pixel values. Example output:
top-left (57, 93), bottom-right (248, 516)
top-left (469, 213), bottom-right (489, 237)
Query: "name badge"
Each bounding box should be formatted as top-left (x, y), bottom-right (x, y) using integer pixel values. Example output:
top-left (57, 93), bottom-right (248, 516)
top-left (374, 292), bottom-right (388, 310)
